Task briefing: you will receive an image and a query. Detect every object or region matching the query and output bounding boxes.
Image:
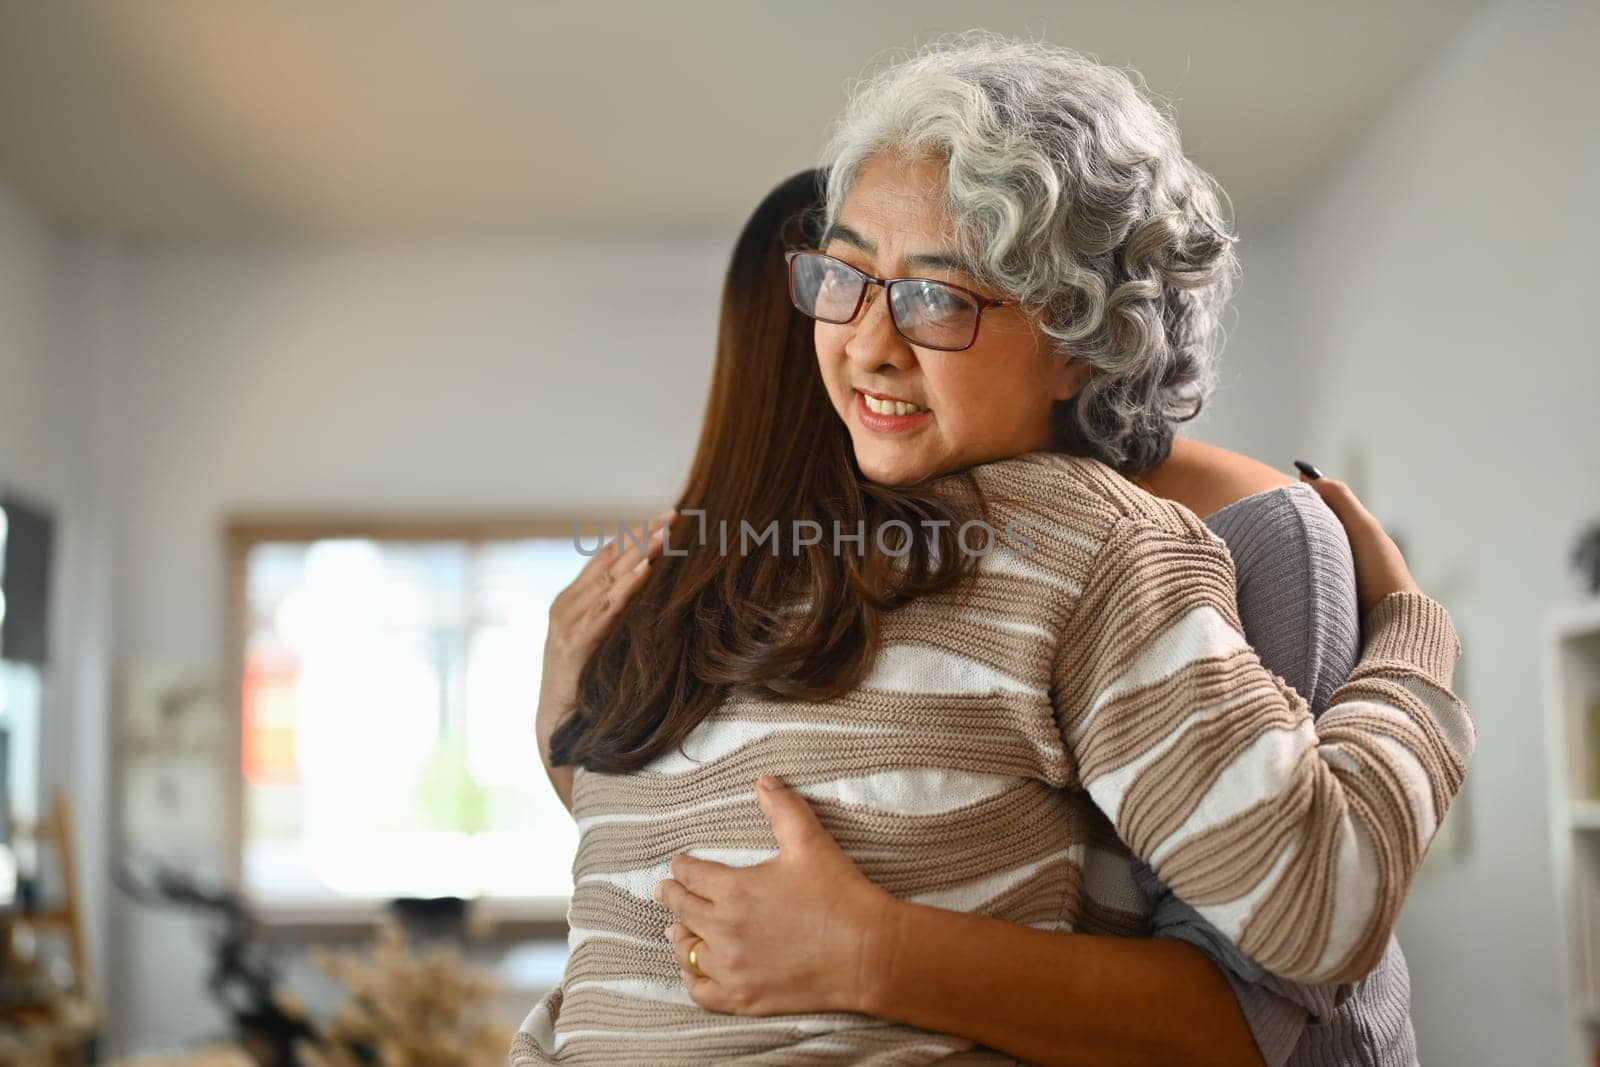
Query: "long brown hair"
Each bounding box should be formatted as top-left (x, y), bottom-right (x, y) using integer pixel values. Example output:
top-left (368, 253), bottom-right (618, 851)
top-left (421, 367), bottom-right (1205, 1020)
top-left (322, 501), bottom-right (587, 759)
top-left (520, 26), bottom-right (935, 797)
top-left (550, 169), bottom-right (986, 773)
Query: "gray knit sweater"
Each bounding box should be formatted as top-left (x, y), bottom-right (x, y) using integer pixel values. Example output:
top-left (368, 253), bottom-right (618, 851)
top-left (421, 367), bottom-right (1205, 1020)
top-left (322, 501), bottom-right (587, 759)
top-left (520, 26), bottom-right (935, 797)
top-left (1136, 482), bottom-right (1420, 1067)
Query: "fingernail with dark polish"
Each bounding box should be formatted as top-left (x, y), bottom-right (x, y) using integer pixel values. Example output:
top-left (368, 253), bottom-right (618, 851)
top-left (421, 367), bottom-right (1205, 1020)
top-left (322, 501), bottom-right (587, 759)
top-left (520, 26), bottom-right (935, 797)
top-left (1293, 460), bottom-right (1323, 480)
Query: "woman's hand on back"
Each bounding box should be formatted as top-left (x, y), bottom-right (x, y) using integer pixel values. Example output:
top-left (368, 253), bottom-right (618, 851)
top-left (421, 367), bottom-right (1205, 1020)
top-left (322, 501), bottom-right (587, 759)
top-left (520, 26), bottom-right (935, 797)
top-left (537, 508), bottom-right (676, 807)
top-left (1296, 464), bottom-right (1422, 614)
top-left (654, 776), bottom-right (898, 1017)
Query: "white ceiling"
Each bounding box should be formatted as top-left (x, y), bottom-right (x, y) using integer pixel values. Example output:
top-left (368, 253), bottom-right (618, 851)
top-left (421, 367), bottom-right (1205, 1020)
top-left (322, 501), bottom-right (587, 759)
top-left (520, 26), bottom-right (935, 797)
top-left (0, 0), bottom-right (1490, 240)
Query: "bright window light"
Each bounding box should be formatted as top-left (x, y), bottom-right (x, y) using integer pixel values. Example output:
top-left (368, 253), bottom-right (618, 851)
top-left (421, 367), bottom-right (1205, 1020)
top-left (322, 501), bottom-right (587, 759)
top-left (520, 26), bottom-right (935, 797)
top-left (240, 535), bottom-right (586, 907)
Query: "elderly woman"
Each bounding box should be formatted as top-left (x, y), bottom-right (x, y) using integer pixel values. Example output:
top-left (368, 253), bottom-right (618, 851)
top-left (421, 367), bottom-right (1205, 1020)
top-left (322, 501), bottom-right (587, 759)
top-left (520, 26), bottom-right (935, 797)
top-left (517, 35), bottom-right (1471, 1066)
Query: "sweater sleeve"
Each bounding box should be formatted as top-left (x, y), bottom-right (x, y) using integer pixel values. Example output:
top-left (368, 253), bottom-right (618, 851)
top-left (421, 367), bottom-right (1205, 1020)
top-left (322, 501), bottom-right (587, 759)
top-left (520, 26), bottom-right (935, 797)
top-left (1052, 514), bottom-right (1473, 985)
top-left (1136, 485), bottom-right (1368, 1064)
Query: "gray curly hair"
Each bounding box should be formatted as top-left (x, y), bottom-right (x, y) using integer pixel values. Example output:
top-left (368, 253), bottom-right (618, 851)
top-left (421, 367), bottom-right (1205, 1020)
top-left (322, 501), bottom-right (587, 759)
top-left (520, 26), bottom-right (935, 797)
top-left (820, 33), bottom-right (1240, 474)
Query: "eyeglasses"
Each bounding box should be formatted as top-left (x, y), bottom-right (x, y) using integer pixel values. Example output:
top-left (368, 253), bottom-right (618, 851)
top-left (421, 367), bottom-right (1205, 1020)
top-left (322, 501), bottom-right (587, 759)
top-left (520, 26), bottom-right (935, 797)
top-left (784, 249), bottom-right (1011, 352)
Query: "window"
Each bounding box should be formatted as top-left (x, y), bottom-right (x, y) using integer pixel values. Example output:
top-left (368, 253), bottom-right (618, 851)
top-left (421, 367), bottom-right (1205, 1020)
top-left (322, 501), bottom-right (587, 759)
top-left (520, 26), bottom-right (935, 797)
top-left (228, 519), bottom-right (596, 919)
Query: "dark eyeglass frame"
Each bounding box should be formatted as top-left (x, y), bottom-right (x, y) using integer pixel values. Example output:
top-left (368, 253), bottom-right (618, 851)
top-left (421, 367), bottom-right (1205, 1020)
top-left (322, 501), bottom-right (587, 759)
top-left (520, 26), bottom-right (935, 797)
top-left (784, 248), bottom-right (1011, 353)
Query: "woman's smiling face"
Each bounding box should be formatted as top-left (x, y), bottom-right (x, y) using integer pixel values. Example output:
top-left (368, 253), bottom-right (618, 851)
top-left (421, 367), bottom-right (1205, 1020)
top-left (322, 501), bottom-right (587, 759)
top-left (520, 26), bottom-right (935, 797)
top-left (814, 152), bottom-right (1087, 487)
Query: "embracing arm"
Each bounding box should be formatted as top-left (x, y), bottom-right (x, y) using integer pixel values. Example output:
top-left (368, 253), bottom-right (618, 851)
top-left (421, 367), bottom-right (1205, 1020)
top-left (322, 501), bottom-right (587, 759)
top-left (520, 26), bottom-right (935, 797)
top-left (859, 450), bottom-right (1339, 1065)
top-left (1058, 488), bottom-right (1472, 985)
top-left (1137, 476), bottom-right (1365, 1063)
top-left (861, 903), bottom-right (1261, 1066)
top-left (854, 460), bottom-right (1316, 1065)
top-left (662, 771), bottom-right (1264, 1067)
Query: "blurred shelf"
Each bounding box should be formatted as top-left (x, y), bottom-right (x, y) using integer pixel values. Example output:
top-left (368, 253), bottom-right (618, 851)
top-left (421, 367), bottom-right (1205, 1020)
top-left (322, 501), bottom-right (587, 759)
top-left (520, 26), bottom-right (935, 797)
top-left (1546, 600), bottom-right (1600, 1065)
top-left (1553, 601), bottom-right (1600, 641)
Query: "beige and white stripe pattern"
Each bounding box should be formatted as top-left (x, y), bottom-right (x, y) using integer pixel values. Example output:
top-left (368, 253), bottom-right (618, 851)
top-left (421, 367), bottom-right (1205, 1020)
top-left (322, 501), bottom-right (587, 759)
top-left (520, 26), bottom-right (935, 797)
top-left (511, 451), bottom-right (1472, 1066)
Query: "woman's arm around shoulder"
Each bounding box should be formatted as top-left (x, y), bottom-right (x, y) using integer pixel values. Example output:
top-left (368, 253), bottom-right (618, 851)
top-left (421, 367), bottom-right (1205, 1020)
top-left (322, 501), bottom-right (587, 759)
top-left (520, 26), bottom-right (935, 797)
top-left (1055, 467), bottom-right (1473, 985)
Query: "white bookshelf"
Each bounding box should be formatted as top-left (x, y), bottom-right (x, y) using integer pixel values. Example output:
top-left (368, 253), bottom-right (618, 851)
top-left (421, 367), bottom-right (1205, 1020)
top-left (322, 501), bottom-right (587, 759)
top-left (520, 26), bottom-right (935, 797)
top-left (1545, 598), bottom-right (1600, 1067)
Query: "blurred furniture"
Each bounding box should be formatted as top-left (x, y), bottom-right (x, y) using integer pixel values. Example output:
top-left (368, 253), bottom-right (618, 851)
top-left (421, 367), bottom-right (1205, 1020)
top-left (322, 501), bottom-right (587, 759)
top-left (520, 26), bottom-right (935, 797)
top-left (0, 790), bottom-right (98, 1065)
top-left (113, 862), bottom-right (316, 1067)
top-left (0, 490), bottom-right (56, 668)
top-left (1545, 600), bottom-right (1600, 1067)
top-left (113, 1050), bottom-right (254, 1067)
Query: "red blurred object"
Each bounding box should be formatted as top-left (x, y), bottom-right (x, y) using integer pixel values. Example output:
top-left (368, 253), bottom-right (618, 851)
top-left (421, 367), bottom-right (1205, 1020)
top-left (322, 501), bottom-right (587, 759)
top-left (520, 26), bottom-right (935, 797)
top-left (242, 650), bottom-right (301, 786)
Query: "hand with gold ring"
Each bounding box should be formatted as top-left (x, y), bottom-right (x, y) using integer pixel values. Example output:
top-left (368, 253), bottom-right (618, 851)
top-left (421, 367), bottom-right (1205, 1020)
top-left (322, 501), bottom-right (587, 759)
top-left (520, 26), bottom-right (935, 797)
top-left (653, 775), bottom-right (898, 1016)
top-left (665, 923), bottom-right (716, 989)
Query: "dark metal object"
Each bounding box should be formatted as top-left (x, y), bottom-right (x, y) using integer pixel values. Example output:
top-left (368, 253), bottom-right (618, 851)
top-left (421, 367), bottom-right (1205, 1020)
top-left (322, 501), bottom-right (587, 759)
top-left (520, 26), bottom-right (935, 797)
top-left (113, 862), bottom-right (326, 1066)
top-left (1574, 521), bottom-right (1600, 595)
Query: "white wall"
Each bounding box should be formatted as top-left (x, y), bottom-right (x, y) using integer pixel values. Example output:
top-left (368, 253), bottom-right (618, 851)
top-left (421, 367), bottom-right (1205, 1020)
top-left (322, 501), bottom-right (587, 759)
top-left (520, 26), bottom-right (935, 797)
top-left (0, 180), bottom-right (117, 1045)
top-left (1258, 1), bottom-right (1600, 1062)
top-left (0, 182), bottom-right (56, 817)
top-left (85, 234), bottom-right (734, 1051)
top-left (0, 183), bottom-right (60, 485)
top-left (1187, 230), bottom-right (1304, 464)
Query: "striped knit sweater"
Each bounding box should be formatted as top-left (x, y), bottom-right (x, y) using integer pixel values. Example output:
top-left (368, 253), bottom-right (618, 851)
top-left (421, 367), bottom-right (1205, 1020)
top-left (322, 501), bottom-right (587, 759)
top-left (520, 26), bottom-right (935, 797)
top-left (512, 450), bottom-right (1473, 1066)
top-left (1154, 483), bottom-right (1419, 1066)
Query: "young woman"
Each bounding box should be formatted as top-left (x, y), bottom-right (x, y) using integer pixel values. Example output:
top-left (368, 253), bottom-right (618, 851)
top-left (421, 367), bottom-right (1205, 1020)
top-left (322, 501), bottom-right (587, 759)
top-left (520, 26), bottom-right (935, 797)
top-left (519, 36), bottom-right (1469, 1066)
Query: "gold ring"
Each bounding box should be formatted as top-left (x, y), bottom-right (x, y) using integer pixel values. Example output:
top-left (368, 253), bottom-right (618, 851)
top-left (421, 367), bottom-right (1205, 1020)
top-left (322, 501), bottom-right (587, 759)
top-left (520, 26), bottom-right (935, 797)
top-left (687, 937), bottom-right (706, 978)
